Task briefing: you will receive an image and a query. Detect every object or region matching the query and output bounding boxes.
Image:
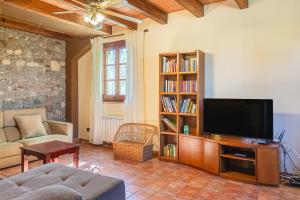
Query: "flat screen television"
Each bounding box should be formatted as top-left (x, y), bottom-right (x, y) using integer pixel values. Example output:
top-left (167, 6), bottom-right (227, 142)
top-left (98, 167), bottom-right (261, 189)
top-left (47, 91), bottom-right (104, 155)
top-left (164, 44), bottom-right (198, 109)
top-left (203, 99), bottom-right (273, 140)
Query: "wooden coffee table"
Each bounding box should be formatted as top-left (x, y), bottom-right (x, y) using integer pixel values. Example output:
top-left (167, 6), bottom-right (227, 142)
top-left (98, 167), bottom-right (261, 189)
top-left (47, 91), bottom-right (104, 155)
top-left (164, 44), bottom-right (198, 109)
top-left (20, 140), bottom-right (80, 172)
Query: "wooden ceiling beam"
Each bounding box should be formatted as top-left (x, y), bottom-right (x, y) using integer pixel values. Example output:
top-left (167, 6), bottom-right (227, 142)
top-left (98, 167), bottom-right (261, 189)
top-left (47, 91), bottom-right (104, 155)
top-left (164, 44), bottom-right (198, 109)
top-left (174, 0), bottom-right (204, 17)
top-left (125, 0), bottom-right (168, 24)
top-left (0, 15), bottom-right (71, 40)
top-left (61, 0), bottom-right (86, 9)
top-left (103, 13), bottom-right (137, 30)
top-left (69, 0), bottom-right (87, 7)
top-left (234, 0), bottom-right (248, 9)
top-left (2, 0), bottom-right (112, 34)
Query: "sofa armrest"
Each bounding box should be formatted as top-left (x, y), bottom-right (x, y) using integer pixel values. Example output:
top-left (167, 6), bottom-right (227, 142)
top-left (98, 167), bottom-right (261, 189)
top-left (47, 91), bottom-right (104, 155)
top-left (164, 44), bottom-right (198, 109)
top-left (46, 120), bottom-right (73, 143)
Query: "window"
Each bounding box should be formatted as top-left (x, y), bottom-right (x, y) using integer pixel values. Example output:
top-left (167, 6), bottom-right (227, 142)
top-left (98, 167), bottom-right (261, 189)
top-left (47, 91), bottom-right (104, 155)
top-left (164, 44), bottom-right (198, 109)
top-left (103, 40), bottom-right (127, 102)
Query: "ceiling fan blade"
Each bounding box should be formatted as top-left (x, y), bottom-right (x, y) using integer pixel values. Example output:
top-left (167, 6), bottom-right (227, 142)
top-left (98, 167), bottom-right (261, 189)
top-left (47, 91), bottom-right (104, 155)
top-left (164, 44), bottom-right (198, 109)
top-left (103, 10), bottom-right (143, 24)
top-left (100, 0), bottom-right (125, 9)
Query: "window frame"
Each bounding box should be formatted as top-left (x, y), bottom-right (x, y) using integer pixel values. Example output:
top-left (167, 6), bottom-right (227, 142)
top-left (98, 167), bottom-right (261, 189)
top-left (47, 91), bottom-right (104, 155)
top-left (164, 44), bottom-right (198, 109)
top-left (103, 40), bottom-right (126, 103)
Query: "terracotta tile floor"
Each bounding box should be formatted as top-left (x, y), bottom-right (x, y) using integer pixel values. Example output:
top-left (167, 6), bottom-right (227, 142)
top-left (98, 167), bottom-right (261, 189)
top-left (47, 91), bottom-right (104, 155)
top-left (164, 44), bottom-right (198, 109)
top-left (0, 143), bottom-right (299, 200)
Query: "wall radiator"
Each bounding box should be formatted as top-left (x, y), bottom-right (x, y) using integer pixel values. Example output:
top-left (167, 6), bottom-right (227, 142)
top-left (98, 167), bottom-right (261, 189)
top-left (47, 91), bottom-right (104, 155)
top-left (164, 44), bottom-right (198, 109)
top-left (101, 115), bottom-right (124, 143)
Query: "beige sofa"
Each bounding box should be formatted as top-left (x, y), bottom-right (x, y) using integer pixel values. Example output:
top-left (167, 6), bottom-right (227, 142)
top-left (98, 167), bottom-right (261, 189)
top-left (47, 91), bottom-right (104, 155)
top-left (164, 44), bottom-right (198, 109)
top-left (0, 108), bottom-right (73, 169)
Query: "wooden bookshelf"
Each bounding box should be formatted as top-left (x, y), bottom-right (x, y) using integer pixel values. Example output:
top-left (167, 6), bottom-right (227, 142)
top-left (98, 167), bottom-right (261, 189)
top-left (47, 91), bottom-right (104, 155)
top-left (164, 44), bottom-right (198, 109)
top-left (159, 50), bottom-right (205, 162)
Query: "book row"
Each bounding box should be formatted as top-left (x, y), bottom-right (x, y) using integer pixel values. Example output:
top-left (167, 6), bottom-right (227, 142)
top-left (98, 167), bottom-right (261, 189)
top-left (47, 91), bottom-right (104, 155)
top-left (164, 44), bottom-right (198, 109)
top-left (162, 57), bottom-right (177, 73)
top-left (161, 97), bottom-right (177, 113)
top-left (162, 117), bottom-right (177, 132)
top-left (180, 99), bottom-right (196, 114)
top-left (164, 80), bottom-right (177, 93)
top-left (180, 80), bottom-right (197, 93)
top-left (180, 58), bottom-right (197, 72)
top-left (163, 144), bottom-right (176, 158)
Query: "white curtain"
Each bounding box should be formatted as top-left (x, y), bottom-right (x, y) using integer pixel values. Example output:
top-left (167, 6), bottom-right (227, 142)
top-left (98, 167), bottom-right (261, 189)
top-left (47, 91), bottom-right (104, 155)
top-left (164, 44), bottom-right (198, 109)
top-left (124, 30), bottom-right (145, 123)
top-left (89, 37), bottom-right (104, 145)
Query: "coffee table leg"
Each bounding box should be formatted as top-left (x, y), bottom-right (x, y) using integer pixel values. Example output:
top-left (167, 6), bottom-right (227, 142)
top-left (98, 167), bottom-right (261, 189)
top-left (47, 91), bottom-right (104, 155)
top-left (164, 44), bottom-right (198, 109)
top-left (21, 150), bottom-right (28, 172)
top-left (73, 147), bottom-right (79, 168)
top-left (43, 154), bottom-right (51, 164)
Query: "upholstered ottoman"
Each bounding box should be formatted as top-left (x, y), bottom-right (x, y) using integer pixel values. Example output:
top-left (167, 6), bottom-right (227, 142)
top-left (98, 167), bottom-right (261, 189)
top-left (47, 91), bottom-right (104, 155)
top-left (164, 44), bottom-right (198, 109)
top-left (0, 163), bottom-right (125, 200)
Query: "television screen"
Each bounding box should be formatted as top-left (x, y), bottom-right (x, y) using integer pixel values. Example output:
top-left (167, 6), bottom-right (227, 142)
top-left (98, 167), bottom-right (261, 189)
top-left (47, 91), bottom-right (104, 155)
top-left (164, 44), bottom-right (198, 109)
top-left (204, 99), bottom-right (273, 139)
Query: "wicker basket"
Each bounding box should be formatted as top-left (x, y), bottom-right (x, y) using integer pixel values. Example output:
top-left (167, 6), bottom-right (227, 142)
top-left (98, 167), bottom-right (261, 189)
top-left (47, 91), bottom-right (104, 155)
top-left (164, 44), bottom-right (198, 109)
top-left (113, 123), bottom-right (158, 162)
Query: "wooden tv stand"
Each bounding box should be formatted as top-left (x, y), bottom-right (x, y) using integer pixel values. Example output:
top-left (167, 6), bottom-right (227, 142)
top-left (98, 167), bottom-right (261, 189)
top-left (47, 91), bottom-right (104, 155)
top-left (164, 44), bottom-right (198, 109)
top-left (178, 134), bottom-right (280, 186)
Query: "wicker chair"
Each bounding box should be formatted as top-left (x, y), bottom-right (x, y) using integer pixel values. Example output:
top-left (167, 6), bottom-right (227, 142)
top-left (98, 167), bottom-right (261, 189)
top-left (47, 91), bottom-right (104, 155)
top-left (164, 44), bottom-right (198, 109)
top-left (113, 123), bottom-right (158, 162)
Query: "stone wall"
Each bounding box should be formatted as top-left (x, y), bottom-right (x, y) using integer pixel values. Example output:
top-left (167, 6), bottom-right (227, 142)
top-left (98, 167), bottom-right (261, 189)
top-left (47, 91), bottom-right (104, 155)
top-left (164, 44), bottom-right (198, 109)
top-left (0, 27), bottom-right (66, 120)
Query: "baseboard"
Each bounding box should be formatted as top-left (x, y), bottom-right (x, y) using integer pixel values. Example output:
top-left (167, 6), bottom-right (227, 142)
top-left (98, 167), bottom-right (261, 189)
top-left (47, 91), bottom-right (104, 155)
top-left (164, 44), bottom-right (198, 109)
top-left (77, 138), bottom-right (159, 157)
top-left (78, 138), bottom-right (89, 144)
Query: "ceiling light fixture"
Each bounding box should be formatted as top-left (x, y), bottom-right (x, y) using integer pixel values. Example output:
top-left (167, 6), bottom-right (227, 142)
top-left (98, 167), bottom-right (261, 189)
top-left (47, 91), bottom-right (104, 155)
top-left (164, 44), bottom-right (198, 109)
top-left (83, 1), bottom-right (106, 26)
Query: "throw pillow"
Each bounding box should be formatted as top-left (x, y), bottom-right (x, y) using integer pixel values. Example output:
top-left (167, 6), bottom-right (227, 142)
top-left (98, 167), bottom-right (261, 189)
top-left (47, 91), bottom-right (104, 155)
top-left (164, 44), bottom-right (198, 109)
top-left (14, 115), bottom-right (47, 139)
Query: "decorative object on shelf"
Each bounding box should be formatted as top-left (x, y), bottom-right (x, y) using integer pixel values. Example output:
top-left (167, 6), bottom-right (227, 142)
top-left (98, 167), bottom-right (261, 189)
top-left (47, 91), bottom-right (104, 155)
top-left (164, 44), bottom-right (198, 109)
top-left (183, 125), bottom-right (190, 135)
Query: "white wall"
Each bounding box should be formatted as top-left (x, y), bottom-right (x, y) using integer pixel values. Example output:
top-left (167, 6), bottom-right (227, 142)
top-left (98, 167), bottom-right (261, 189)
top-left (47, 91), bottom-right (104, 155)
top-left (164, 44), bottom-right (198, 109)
top-left (78, 50), bottom-right (92, 140)
top-left (79, 0), bottom-right (300, 169)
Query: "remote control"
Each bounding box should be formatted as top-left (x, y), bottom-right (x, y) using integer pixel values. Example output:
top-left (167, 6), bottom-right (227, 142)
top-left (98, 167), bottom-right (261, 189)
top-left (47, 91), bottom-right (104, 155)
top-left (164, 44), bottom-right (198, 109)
top-left (234, 153), bottom-right (246, 157)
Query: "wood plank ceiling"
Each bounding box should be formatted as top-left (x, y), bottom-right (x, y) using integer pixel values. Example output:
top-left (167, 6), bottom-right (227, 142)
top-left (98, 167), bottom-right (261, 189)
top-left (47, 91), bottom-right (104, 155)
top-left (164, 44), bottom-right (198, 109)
top-left (0, 0), bottom-right (248, 39)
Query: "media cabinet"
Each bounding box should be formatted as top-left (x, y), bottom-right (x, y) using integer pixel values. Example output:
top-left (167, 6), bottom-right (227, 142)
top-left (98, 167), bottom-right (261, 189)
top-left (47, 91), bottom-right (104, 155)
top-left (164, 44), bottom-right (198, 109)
top-left (179, 134), bottom-right (280, 186)
top-left (158, 50), bottom-right (280, 186)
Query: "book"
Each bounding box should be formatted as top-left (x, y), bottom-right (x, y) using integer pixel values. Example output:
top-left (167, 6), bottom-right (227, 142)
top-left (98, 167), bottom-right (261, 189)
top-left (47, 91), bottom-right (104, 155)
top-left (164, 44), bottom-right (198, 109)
top-left (162, 57), bottom-right (177, 73)
top-left (180, 80), bottom-right (197, 93)
top-left (180, 57), bottom-right (197, 72)
top-left (164, 80), bottom-right (177, 92)
top-left (161, 96), bottom-right (177, 113)
top-left (162, 117), bottom-right (177, 132)
top-left (180, 99), bottom-right (196, 114)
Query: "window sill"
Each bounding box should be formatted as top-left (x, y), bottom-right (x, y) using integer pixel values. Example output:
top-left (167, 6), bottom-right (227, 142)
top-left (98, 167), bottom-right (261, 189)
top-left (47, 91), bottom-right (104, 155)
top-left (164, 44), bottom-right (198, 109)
top-left (103, 95), bottom-right (125, 103)
top-left (103, 101), bottom-right (125, 103)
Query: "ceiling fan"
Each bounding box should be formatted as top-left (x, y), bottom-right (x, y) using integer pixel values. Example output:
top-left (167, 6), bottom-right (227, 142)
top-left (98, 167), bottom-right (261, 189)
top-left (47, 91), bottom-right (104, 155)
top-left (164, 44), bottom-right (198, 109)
top-left (52, 0), bottom-right (143, 28)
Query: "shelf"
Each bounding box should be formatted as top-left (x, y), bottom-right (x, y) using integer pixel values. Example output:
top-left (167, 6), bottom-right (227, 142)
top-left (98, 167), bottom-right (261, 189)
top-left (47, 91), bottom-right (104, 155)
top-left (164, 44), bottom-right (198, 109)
top-left (160, 52), bottom-right (177, 57)
top-left (179, 51), bottom-right (197, 56)
top-left (179, 133), bottom-right (201, 139)
top-left (179, 113), bottom-right (197, 117)
top-left (160, 92), bottom-right (177, 95)
top-left (161, 132), bottom-right (177, 136)
top-left (159, 156), bottom-right (177, 162)
top-left (160, 112), bottom-right (177, 116)
top-left (179, 93), bottom-right (197, 95)
top-left (179, 72), bottom-right (197, 75)
top-left (160, 72), bottom-right (177, 76)
top-left (221, 154), bottom-right (255, 162)
top-left (220, 172), bottom-right (256, 184)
